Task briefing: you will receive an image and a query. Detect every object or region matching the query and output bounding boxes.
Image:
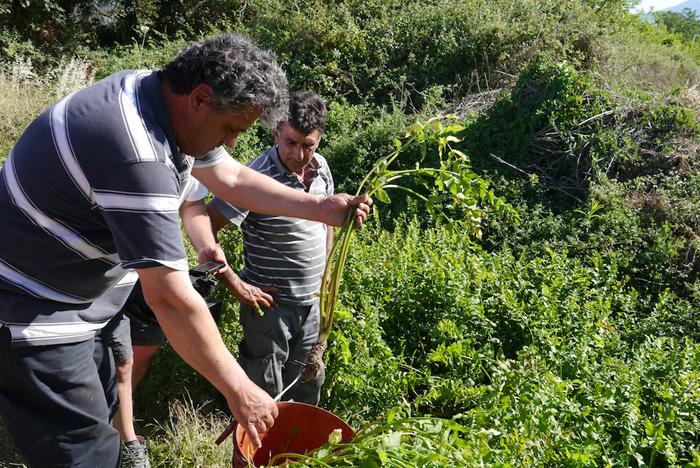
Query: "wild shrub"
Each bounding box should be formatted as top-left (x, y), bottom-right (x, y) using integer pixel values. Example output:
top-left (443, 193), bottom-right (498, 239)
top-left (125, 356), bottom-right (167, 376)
top-left (236, 0), bottom-right (623, 106)
top-left (461, 58), bottom-right (699, 205)
top-left (323, 218), bottom-right (700, 465)
top-left (481, 169), bottom-right (700, 303)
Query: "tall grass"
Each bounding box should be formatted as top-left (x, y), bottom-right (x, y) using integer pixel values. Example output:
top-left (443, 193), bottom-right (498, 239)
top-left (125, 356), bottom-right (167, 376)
top-left (0, 57), bottom-right (94, 161)
top-left (147, 398), bottom-right (233, 468)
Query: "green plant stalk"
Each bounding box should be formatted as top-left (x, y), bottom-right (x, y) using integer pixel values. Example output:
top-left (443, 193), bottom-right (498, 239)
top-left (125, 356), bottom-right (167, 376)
top-left (317, 140), bottom-right (410, 342)
top-left (318, 170), bottom-right (459, 343)
top-left (309, 119), bottom-right (505, 382)
top-left (317, 133), bottom-right (466, 345)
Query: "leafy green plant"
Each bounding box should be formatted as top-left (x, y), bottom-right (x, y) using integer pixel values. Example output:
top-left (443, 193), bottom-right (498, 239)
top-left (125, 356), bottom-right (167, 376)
top-left (270, 415), bottom-right (471, 467)
top-left (148, 397), bottom-right (233, 468)
top-left (301, 116), bottom-right (514, 381)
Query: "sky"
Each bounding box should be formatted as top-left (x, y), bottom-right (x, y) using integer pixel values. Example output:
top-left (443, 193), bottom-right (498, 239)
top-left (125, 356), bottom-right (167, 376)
top-left (635, 0), bottom-right (686, 11)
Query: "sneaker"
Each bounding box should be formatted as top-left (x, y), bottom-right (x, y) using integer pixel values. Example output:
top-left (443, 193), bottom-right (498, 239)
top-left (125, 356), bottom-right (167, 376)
top-left (137, 436), bottom-right (151, 468)
top-left (121, 439), bottom-right (151, 468)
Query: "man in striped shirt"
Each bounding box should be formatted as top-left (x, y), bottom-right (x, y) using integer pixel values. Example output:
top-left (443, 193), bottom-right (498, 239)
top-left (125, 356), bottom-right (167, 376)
top-left (0, 34), bottom-right (371, 468)
top-left (208, 91), bottom-right (332, 405)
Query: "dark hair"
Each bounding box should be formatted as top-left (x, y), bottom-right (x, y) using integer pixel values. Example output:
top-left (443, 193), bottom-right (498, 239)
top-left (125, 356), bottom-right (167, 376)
top-left (159, 32), bottom-right (288, 129)
top-left (285, 91), bottom-right (327, 134)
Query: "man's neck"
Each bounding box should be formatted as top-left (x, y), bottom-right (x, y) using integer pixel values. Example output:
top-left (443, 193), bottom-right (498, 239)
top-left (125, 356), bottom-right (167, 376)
top-left (160, 81), bottom-right (185, 148)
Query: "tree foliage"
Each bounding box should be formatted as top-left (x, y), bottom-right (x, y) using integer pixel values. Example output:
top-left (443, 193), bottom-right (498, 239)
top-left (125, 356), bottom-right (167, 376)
top-left (654, 8), bottom-right (700, 42)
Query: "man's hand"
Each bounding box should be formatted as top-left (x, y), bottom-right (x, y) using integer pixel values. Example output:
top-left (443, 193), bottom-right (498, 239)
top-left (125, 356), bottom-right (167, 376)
top-left (197, 243), bottom-right (232, 276)
top-left (226, 379), bottom-right (279, 448)
top-left (221, 269), bottom-right (278, 309)
top-left (319, 194), bottom-right (373, 228)
top-left (197, 243), bottom-right (226, 265)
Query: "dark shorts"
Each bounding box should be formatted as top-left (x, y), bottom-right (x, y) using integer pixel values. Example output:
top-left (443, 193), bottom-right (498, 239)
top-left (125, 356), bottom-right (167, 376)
top-left (102, 311), bottom-right (133, 363)
top-left (128, 315), bottom-right (165, 347)
top-left (0, 324), bottom-right (121, 468)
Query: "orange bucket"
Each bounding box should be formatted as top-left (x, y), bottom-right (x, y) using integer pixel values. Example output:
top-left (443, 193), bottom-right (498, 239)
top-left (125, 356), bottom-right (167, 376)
top-left (222, 402), bottom-right (354, 467)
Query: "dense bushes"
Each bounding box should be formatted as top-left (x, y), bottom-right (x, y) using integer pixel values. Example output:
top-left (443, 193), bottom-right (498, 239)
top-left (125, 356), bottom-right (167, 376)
top-left (321, 218), bottom-right (700, 465)
top-left (5, 1), bottom-right (686, 106)
top-left (461, 59), bottom-right (698, 199)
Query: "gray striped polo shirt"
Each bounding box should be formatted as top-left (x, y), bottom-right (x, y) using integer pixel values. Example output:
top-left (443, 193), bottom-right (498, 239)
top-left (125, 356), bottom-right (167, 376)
top-left (211, 146), bottom-right (334, 306)
top-left (0, 70), bottom-right (226, 346)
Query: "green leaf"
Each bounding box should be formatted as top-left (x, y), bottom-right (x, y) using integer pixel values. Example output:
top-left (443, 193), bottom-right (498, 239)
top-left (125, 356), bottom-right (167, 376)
top-left (442, 123), bottom-right (466, 133)
top-left (644, 418), bottom-right (656, 437)
top-left (375, 188), bottom-right (391, 204)
top-left (382, 431), bottom-right (402, 450)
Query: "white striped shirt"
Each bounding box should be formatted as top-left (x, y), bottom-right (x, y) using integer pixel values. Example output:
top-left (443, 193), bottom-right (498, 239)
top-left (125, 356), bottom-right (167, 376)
top-left (211, 146), bottom-right (334, 305)
top-left (0, 70), bottom-right (226, 345)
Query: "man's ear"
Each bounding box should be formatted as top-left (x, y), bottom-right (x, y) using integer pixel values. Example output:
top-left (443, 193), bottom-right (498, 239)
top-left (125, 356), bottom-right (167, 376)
top-left (189, 84), bottom-right (212, 109)
top-left (273, 127), bottom-right (280, 145)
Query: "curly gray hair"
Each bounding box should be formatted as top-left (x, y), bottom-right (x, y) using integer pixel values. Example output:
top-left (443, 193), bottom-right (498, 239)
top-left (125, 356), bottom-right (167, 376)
top-left (159, 33), bottom-right (288, 129)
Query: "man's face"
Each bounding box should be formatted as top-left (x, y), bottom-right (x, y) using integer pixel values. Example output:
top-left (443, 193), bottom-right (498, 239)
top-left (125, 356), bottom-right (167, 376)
top-left (178, 85), bottom-right (260, 157)
top-left (274, 122), bottom-right (321, 175)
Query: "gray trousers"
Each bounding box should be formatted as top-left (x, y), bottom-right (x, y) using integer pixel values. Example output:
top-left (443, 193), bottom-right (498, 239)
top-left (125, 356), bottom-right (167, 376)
top-left (238, 300), bottom-right (325, 405)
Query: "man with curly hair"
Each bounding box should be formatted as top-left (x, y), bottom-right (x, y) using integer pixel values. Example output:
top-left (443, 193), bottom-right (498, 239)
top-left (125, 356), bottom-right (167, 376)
top-left (0, 33), bottom-right (371, 468)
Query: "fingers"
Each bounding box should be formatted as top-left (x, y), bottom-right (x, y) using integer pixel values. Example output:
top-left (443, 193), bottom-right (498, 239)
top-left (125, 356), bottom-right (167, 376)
top-left (353, 195), bottom-right (373, 228)
top-left (197, 244), bottom-right (227, 263)
top-left (197, 245), bottom-right (230, 275)
top-left (355, 214), bottom-right (365, 228)
top-left (355, 194), bottom-right (373, 207)
top-left (351, 195), bottom-right (372, 228)
top-left (259, 290), bottom-right (277, 308)
top-left (259, 295), bottom-right (276, 309)
top-left (242, 408), bottom-right (278, 449)
top-left (229, 381), bottom-right (279, 450)
top-left (243, 423), bottom-right (262, 449)
top-left (251, 286), bottom-right (277, 307)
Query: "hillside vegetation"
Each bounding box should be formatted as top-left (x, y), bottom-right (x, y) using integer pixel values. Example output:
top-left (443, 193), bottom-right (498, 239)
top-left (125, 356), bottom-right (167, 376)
top-left (2, 0), bottom-right (700, 466)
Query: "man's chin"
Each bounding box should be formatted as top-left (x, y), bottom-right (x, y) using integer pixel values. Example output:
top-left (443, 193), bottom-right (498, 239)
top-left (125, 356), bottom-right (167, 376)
top-left (190, 148), bottom-right (214, 159)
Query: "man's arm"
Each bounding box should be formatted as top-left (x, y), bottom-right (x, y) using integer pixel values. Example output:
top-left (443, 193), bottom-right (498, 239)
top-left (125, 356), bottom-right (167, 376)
top-left (137, 266), bottom-right (275, 448)
top-left (207, 202), bottom-right (277, 309)
top-left (180, 199), bottom-right (226, 265)
top-left (192, 158), bottom-right (371, 228)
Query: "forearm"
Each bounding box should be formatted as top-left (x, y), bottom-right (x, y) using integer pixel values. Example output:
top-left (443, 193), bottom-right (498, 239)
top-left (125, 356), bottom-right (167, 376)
top-left (207, 201), bottom-right (232, 236)
top-left (219, 267), bottom-right (244, 291)
top-left (193, 160), bottom-right (324, 222)
top-left (181, 200), bottom-right (217, 253)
